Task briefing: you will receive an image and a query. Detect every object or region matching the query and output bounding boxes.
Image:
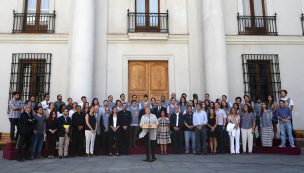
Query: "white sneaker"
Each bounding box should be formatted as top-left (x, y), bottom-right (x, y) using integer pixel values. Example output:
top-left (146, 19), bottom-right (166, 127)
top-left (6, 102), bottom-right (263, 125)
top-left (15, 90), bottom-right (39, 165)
top-left (290, 145), bottom-right (296, 148)
top-left (278, 144), bottom-right (285, 148)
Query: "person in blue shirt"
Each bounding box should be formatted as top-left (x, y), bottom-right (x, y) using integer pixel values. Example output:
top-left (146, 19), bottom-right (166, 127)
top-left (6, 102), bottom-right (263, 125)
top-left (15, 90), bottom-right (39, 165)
top-left (275, 100), bottom-right (295, 148)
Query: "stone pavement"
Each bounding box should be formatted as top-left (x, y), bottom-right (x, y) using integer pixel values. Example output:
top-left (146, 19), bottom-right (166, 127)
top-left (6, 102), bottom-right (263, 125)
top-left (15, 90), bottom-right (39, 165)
top-left (0, 152), bottom-right (304, 173)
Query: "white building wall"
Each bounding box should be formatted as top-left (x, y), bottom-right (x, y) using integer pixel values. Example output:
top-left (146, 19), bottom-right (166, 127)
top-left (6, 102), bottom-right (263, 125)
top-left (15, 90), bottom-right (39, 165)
top-left (227, 36), bottom-right (304, 130)
top-left (0, 35), bottom-right (69, 132)
top-left (0, 0), bottom-right (303, 133)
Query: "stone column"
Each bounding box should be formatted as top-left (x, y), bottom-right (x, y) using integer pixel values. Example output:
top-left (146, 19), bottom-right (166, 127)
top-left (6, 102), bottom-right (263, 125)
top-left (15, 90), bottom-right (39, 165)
top-left (202, 0), bottom-right (229, 98)
top-left (69, 0), bottom-right (95, 100)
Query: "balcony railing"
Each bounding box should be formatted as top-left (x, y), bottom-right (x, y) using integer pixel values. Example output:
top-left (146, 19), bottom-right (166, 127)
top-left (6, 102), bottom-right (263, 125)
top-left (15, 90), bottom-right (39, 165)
top-left (128, 10), bottom-right (169, 33)
top-left (12, 10), bottom-right (56, 33)
top-left (301, 13), bottom-right (304, 35)
top-left (237, 13), bottom-right (278, 36)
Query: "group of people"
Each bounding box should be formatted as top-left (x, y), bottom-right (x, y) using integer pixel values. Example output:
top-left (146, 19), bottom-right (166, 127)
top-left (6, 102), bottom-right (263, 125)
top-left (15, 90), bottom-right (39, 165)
top-left (8, 90), bottom-right (296, 162)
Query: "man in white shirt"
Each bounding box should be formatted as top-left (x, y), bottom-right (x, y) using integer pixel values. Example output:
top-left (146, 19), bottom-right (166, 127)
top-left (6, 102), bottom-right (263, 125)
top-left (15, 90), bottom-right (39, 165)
top-left (279, 90), bottom-right (294, 111)
top-left (41, 94), bottom-right (50, 110)
top-left (193, 103), bottom-right (208, 154)
top-left (279, 89), bottom-right (295, 133)
top-left (169, 105), bottom-right (184, 154)
top-left (215, 102), bottom-right (227, 154)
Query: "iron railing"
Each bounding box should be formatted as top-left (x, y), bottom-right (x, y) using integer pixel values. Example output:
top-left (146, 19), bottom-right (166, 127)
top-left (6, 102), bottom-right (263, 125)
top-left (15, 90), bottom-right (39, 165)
top-left (12, 10), bottom-right (56, 33)
top-left (128, 10), bottom-right (169, 33)
top-left (237, 13), bottom-right (278, 36)
top-left (242, 54), bottom-right (281, 102)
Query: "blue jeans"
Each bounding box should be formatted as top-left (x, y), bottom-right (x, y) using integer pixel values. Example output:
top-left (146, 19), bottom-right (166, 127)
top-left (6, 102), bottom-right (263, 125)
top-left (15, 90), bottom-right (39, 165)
top-left (32, 133), bottom-right (44, 158)
top-left (279, 120), bottom-right (294, 146)
top-left (184, 131), bottom-right (196, 153)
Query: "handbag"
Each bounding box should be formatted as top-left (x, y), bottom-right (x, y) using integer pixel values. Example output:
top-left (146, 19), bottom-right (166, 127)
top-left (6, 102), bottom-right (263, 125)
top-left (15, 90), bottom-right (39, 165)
top-left (226, 122), bottom-right (235, 132)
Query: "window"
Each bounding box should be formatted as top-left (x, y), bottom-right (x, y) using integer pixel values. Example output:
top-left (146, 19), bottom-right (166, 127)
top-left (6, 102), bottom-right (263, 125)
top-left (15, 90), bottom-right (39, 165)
top-left (135, 0), bottom-right (160, 31)
top-left (128, 0), bottom-right (168, 33)
top-left (237, 0), bottom-right (277, 35)
top-left (9, 53), bottom-right (52, 102)
top-left (13, 0), bottom-right (55, 33)
top-left (23, 0), bottom-right (53, 32)
top-left (242, 54), bottom-right (281, 102)
top-left (26, 0), bottom-right (50, 13)
top-left (242, 0), bottom-right (266, 16)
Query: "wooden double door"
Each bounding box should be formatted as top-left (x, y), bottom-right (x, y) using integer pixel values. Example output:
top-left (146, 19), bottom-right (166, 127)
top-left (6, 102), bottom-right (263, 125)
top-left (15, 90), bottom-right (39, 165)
top-left (128, 61), bottom-right (168, 102)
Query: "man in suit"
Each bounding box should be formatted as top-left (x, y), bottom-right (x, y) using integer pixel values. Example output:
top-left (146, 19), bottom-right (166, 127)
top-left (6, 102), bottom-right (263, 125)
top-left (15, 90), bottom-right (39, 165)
top-left (152, 98), bottom-right (167, 118)
top-left (170, 105), bottom-right (184, 154)
top-left (71, 105), bottom-right (85, 157)
top-left (118, 103), bottom-right (132, 155)
top-left (57, 108), bottom-right (72, 158)
top-left (95, 105), bottom-right (104, 155)
top-left (16, 105), bottom-right (35, 162)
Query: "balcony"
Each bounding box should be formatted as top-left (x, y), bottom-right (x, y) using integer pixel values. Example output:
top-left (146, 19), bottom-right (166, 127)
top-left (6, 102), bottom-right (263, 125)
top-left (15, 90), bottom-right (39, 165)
top-left (301, 14), bottom-right (304, 35)
top-left (12, 10), bottom-right (56, 34)
top-left (237, 13), bottom-right (278, 36)
top-left (128, 10), bottom-right (169, 33)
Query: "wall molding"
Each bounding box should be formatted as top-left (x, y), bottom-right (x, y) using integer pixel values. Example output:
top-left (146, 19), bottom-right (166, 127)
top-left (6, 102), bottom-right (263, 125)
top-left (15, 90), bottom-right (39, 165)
top-left (226, 35), bottom-right (304, 45)
top-left (0, 33), bottom-right (69, 44)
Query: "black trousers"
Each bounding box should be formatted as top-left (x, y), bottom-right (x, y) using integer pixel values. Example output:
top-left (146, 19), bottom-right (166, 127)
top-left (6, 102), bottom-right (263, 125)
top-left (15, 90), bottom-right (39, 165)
top-left (46, 132), bottom-right (57, 156)
top-left (109, 131), bottom-right (120, 154)
top-left (144, 132), bottom-right (156, 160)
top-left (217, 125), bottom-right (225, 153)
top-left (171, 130), bottom-right (183, 154)
top-left (9, 118), bottom-right (20, 141)
top-left (102, 131), bottom-right (110, 155)
top-left (94, 134), bottom-right (102, 155)
top-left (120, 128), bottom-right (130, 154)
top-left (71, 129), bottom-right (85, 156)
top-left (16, 133), bottom-right (32, 160)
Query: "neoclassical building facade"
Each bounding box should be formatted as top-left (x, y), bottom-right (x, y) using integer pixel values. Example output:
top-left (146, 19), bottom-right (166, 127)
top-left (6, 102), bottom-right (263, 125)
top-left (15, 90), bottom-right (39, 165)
top-left (0, 0), bottom-right (304, 132)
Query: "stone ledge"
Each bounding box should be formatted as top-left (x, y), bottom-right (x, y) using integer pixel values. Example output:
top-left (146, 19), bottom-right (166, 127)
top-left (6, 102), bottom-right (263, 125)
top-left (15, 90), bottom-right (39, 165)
top-left (128, 32), bottom-right (169, 40)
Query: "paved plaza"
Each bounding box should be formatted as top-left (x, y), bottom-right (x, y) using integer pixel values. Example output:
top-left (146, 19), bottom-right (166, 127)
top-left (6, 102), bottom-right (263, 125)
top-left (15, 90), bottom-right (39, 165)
top-left (0, 152), bottom-right (304, 173)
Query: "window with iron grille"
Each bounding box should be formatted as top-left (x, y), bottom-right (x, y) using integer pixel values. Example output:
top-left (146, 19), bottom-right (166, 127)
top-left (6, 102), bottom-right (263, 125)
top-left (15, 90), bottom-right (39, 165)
top-left (242, 54), bottom-right (281, 102)
top-left (9, 53), bottom-right (52, 103)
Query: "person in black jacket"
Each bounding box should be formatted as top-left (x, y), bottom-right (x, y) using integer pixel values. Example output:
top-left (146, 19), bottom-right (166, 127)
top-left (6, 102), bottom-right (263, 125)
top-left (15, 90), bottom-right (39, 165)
top-left (170, 105), bottom-right (184, 154)
top-left (16, 105), bottom-right (35, 162)
top-left (118, 103), bottom-right (132, 155)
top-left (152, 98), bottom-right (167, 118)
top-left (109, 107), bottom-right (122, 156)
top-left (101, 107), bottom-right (111, 155)
top-left (71, 105), bottom-right (85, 157)
top-left (57, 108), bottom-right (72, 158)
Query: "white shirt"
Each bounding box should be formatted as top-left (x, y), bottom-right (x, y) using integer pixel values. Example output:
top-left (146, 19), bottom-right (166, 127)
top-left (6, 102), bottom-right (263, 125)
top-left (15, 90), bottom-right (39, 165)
top-left (193, 110), bottom-right (208, 126)
top-left (215, 109), bottom-right (227, 126)
top-left (175, 112), bottom-right (180, 127)
top-left (69, 109), bottom-right (75, 118)
top-left (41, 100), bottom-right (49, 110)
top-left (57, 111), bottom-right (62, 118)
top-left (78, 102), bottom-right (84, 109)
top-left (113, 116), bottom-right (117, 128)
top-left (280, 97), bottom-right (294, 107)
